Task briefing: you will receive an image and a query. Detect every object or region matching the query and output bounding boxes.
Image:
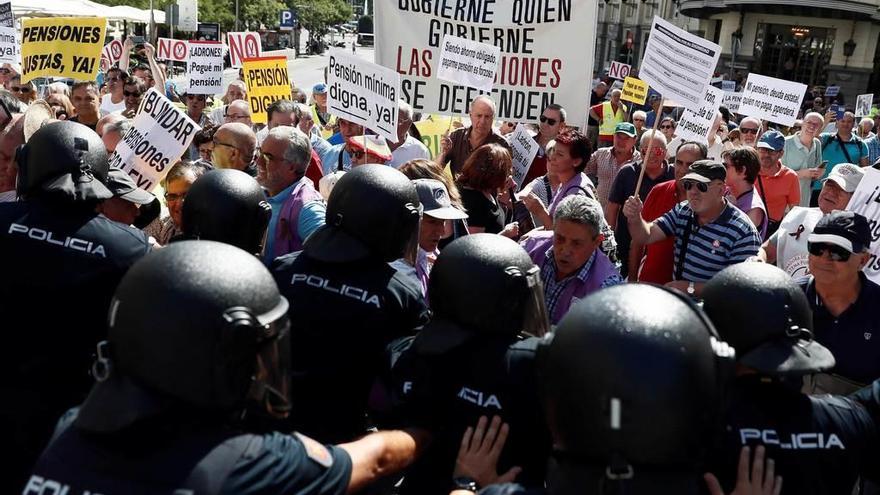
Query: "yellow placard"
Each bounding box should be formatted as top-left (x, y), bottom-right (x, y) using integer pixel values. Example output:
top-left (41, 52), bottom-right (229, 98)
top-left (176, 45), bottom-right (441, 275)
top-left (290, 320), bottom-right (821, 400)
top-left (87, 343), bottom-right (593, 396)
top-left (21, 17), bottom-right (106, 83)
top-left (414, 115), bottom-right (462, 159)
top-left (243, 56), bottom-right (291, 125)
top-left (621, 77), bottom-right (648, 106)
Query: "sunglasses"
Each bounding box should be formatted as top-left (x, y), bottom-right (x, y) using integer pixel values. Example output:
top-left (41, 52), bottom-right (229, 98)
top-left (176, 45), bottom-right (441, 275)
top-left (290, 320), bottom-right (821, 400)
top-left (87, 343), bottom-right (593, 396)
top-left (123, 90), bottom-right (142, 97)
top-left (682, 180), bottom-right (710, 193)
top-left (349, 149), bottom-right (365, 159)
top-left (807, 242), bottom-right (852, 262)
top-left (0, 68), bottom-right (9, 74)
top-left (11, 86), bottom-right (31, 93)
top-left (740, 127), bottom-right (759, 134)
top-left (539, 115), bottom-right (558, 126)
top-left (660, 125), bottom-right (673, 129)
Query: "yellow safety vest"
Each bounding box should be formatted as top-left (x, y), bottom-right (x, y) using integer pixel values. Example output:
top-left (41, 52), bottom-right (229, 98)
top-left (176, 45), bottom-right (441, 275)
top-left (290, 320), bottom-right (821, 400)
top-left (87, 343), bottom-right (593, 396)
top-left (598, 101), bottom-right (627, 137)
top-left (311, 104), bottom-right (337, 139)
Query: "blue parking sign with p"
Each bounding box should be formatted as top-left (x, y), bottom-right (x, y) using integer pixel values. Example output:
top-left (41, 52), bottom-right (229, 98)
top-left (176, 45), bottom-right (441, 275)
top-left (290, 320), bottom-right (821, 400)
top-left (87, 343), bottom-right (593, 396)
top-left (280, 10), bottom-right (295, 29)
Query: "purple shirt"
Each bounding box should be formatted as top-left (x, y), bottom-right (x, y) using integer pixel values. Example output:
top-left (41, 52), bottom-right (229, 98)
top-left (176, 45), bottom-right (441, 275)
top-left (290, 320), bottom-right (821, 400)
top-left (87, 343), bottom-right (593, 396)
top-left (733, 188), bottom-right (768, 240)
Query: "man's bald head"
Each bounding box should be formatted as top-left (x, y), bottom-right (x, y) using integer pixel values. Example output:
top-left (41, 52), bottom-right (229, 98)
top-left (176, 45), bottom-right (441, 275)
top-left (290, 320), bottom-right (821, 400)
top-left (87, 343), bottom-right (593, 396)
top-left (212, 122), bottom-right (256, 170)
top-left (225, 99), bottom-right (253, 126)
top-left (0, 114), bottom-right (25, 192)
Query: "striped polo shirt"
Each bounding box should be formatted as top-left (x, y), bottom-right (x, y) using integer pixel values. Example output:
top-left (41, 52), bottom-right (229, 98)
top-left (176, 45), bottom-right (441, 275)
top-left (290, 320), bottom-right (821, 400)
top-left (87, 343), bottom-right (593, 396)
top-left (655, 201), bottom-right (761, 282)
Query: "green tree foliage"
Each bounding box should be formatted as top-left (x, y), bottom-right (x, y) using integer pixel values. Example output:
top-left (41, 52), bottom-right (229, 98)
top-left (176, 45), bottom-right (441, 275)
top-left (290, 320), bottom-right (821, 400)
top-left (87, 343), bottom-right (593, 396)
top-left (94, 0), bottom-right (292, 33)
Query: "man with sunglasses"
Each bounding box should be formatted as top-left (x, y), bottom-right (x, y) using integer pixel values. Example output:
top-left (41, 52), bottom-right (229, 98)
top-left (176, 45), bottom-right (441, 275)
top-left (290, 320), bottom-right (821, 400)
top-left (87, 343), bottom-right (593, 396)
top-left (623, 160), bottom-right (761, 297)
top-left (8, 75), bottom-right (35, 105)
top-left (521, 103), bottom-right (566, 186)
top-left (738, 117), bottom-right (763, 148)
top-left (800, 210), bottom-right (880, 395)
top-left (99, 67), bottom-right (128, 116)
top-left (121, 77), bottom-right (147, 119)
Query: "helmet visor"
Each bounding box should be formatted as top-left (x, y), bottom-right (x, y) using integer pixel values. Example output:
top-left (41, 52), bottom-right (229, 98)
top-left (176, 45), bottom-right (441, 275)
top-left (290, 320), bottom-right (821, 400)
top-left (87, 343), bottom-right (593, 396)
top-left (250, 311), bottom-right (292, 418)
top-left (521, 265), bottom-right (551, 337)
top-left (400, 202), bottom-right (423, 265)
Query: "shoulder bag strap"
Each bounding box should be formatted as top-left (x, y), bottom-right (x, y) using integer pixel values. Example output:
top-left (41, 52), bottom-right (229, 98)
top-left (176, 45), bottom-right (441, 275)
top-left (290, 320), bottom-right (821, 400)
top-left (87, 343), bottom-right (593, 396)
top-left (675, 212), bottom-right (694, 281)
top-left (836, 134), bottom-right (855, 164)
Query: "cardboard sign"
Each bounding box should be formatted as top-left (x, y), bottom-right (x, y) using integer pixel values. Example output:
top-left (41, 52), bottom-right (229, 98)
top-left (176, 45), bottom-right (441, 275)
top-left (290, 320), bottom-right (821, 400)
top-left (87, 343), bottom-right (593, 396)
top-left (326, 48), bottom-right (400, 143)
top-left (608, 61), bottom-right (631, 81)
top-left (227, 31), bottom-right (262, 68)
top-left (0, 2), bottom-right (13, 28)
top-left (675, 86), bottom-right (723, 146)
top-left (375, 1), bottom-right (597, 125)
top-left (846, 167), bottom-right (880, 285)
top-left (621, 77), bottom-right (648, 105)
top-left (157, 37), bottom-right (189, 62)
top-left (186, 41), bottom-right (223, 95)
top-left (243, 56), bottom-right (291, 125)
top-left (722, 91), bottom-right (742, 115)
top-left (856, 94), bottom-right (874, 118)
top-left (509, 124), bottom-right (539, 190)
top-left (639, 16), bottom-right (721, 111)
top-left (436, 35), bottom-right (500, 93)
top-left (825, 85), bottom-right (840, 97)
top-left (108, 88), bottom-right (201, 192)
top-left (414, 115), bottom-right (459, 158)
top-left (738, 73), bottom-right (806, 127)
top-left (20, 17), bottom-right (106, 83)
top-left (0, 26), bottom-right (17, 64)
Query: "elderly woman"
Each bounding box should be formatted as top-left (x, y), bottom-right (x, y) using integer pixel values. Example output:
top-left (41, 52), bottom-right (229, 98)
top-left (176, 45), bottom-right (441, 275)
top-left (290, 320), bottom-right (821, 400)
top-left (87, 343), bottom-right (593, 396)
top-left (143, 160), bottom-right (211, 245)
top-left (400, 158), bottom-right (468, 247)
top-left (723, 147), bottom-right (768, 239)
top-left (524, 129), bottom-right (595, 229)
top-left (456, 143), bottom-right (519, 238)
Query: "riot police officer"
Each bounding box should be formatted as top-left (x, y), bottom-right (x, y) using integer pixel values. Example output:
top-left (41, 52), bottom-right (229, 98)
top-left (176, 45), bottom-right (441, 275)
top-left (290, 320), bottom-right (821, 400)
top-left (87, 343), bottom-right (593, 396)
top-left (0, 121), bottom-right (150, 491)
top-left (702, 262), bottom-right (880, 494)
top-left (25, 241), bottom-right (430, 494)
top-left (179, 168), bottom-right (272, 255)
top-left (389, 233), bottom-right (552, 495)
top-left (271, 164), bottom-right (430, 444)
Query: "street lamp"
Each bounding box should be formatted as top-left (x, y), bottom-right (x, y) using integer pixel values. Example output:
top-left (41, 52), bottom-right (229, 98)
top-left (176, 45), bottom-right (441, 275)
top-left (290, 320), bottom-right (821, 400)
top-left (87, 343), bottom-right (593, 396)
top-left (843, 21), bottom-right (857, 68)
top-left (730, 28), bottom-right (743, 79)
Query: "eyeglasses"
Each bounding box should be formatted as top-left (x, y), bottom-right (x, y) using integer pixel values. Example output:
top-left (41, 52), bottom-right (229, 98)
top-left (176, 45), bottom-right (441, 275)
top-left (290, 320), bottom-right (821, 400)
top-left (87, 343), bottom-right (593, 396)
top-left (660, 125), bottom-right (674, 129)
top-left (212, 139), bottom-right (238, 151)
top-left (539, 115), bottom-right (558, 126)
top-left (740, 127), bottom-right (759, 135)
top-left (633, 118), bottom-right (645, 122)
top-left (682, 180), bottom-right (710, 193)
top-left (123, 90), bottom-right (142, 98)
top-left (807, 242), bottom-right (852, 262)
top-left (164, 192), bottom-right (187, 203)
top-left (0, 68), bottom-right (10, 74)
top-left (226, 113), bottom-right (250, 121)
top-left (10, 86), bottom-right (31, 93)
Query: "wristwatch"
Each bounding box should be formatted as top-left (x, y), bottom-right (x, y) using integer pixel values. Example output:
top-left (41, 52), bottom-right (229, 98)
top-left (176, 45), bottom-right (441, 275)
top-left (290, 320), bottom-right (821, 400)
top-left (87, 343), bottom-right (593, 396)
top-left (452, 476), bottom-right (479, 492)
top-left (686, 281), bottom-right (696, 296)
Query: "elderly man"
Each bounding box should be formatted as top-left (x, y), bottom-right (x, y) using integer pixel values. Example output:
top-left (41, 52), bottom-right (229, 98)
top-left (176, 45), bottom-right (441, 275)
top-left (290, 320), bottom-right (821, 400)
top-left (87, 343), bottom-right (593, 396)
top-left (99, 67), bottom-right (128, 115)
top-left (256, 99), bottom-right (297, 145)
top-left (584, 122), bottom-right (641, 207)
top-left (387, 100), bottom-right (430, 169)
top-left (258, 126), bottom-right (325, 264)
top-left (738, 116), bottom-right (762, 148)
top-left (209, 80), bottom-right (247, 123)
top-left (759, 163), bottom-right (865, 279)
top-left (800, 211), bottom-right (880, 394)
top-left (224, 99), bottom-right (253, 127)
top-left (347, 135), bottom-right (392, 166)
top-left (522, 194), bottom-right (622, 325)
top-left (314, 117), bottom-right (365, 174)
top-left (310, 82), bottom-right (336, 139)
top-left (98, 118), bottom-right (131, 153)
top-left (523, 103), bottom-right (567, 185)
top-left (783, 111), bottom-right (825, 207)
top-left (607, 130), bottom-right (674, 278)
top-left (69, 81), bottom-right (102, 130)
top-left (411, 178), bottom-right (468, 296)
top-left (624, 160), bottom-right (761, 297)
top-left (631, 110), bottom-right (646, 138)
top-left (815, 112), bottom-right (870, 205)
top-left (437, 95), bottom-right (511, 176)
top-left (756, 129), bottom-right (800, 236)
top-left (857, 116), bottom-right (880, 166)
top-left (211, 122), bottom-right (258, 176)
top-left (590, 88), bottom-right (628, 148)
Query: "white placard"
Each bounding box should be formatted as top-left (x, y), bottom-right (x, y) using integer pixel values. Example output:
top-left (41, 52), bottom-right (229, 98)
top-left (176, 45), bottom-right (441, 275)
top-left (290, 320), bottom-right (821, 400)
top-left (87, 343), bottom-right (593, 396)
top-left (825, 85), bottom-right (840, 97)
top-left (675, 86), bottom-right (723, 145)
top-left (722, 91), bottom-right (742, 115)
top-left (0, 26), bottom-right (18, 64)
top-left (108, 89), bottom-right (201, 191)
top-left (157, 37), bottom-right (189, 62)
top-left (639, 16), bottom-right (721, 111)
top-left (738, 73), bottom-right (806, 127)
top-left (326, 48), bottom-right (400, 144)
top-left (509, 124), bottom-right (539, 190)
top-left (177, 0), bottom-right (198, 32)
top-left (227, 31), bottom-right (262, 68)
top-left (856, 94), bottom-right (874, 118)
top-left (436, 35), bottom-right (500, 93)
top-left (186, 41), bottom-right (223, 95)
top-left (608, 61), bottom-right (631, 81)
top-left (846, 167), bottom-right (880, 285)
top-left (722, 80), bottom-right (736, 92)
top-left (375, 1), bottom-right (597, 126)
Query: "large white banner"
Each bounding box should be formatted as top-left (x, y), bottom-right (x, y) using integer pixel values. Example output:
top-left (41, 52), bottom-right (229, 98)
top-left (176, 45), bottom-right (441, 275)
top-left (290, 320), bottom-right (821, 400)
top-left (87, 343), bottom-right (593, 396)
top-left (738, 73), bottom-right (806, 127)
top-left (375, 0), bottom-right (596, 126)
top-left (326, 48), bottom-right (400, 143)
top-left (675, 86), bottom-right (723, 146)
top-left (108, 89), bottom-right (201, 191)
top-left (639, 16), bottom-right (721, 111)
top-left (846, 168), bottom-right (880, 285)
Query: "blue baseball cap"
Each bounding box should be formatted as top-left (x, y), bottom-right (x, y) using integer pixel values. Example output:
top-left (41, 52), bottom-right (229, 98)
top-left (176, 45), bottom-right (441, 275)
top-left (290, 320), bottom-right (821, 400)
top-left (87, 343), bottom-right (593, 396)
top-left (313, 83), bottom-right (327, 94)
top-left (756, 129), bottom-right (785, 151)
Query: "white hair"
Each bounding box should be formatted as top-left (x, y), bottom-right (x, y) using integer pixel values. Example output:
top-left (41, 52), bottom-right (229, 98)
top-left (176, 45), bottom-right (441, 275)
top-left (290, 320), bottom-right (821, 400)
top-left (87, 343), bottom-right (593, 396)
top-left (740, 116), bottom-right (763, 132)
top-left (267, 125), bottom-right (312, 174)
top-left (471, 95), bottom-right (497, 116)
top-left (398, 99), bottom-right (413, 121)
top-left (46, 82), bottom-right (70, 97)
top-left (640, 129), bottom-right (668, 148)
top-left (860, 117), bottom-right (874, 129)
top-left (632, 110), bottom-right (647, 121)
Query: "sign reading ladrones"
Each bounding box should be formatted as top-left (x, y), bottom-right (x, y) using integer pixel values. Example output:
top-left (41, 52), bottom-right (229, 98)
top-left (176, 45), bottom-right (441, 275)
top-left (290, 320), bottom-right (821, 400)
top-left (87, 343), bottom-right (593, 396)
top-left (510, 124), bottom-right (539, 190)
top-left (675, 86), bottom-right (723, 145)
top-left (187, 41), bottom-right (224, 95)
top-left (327, 48), bottom-right (400, 143)
top-left (738, 73), bottom-right (806, 127)
top-left (109, 89), bottom-right (200, 191)
top-left (846, 168), bottom-right (880, 285)
top-left (375, 1), bottom-right (596, 125)
top-left (243, 56), bottom-right (291, 125)
top-left (21, 17), bottom-right (106, 82)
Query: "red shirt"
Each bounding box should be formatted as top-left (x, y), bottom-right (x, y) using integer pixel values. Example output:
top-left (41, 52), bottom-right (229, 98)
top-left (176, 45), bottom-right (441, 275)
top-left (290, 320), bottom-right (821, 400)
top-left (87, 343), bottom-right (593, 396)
top-left (305, 149), bottom-right (324, 188)
top-left (638, 180), bottom-right (679, 284)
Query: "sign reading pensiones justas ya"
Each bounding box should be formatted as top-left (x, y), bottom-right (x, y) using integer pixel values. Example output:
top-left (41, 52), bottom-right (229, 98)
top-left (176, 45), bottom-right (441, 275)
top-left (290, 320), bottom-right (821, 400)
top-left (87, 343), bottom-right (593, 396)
top-left (375, 0), bottom-right (596, 126)
top-left (20, 17), bottom-right (106, 82)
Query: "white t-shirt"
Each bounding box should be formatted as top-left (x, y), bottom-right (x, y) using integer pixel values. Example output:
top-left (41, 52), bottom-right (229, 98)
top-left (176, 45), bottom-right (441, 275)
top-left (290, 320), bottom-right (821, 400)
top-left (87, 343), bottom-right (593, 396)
top-left (100, 93), bottom-right (126, 116)
top-left (387, 135), bottom-right (431, 169)
top-left (775, 206), bottom-right (823, 279)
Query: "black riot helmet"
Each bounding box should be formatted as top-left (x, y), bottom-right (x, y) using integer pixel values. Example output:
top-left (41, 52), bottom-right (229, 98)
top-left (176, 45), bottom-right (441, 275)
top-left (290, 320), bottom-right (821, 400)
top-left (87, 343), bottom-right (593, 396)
top-left (15, 120), bottom-right (113, 201)
top-left (537, 284), bottom-right (735, 492)
top-left (75, 241), bottom-right (291, 433)
top-left (428, 234), bottom-right (550, 340)
top-left (304, 164), bottom-right (421, 263)
top-left (702, 262), bottom-right (834, 376)
top-left (181, 169), bottom-right (272, 255)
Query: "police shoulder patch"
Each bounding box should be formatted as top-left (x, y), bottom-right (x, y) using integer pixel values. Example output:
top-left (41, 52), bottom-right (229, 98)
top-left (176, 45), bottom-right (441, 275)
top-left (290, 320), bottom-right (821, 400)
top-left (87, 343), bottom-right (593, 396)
top-left (294, 432), bottom-right (334, 468)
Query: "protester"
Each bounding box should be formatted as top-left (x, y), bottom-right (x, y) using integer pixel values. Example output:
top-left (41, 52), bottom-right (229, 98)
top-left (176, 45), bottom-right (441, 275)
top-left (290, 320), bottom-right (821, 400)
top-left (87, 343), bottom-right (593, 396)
top-left (121, 76), bottom-right (147, 118)
top-left (782, 111), bottom-right (824, 207)
top-left (739, 116), bottom-right (763, 147)
top-left (755, 129), bottom-right (801, 236)
top-left (400, 158), bottom-right (469, 246)
top-left (631, 110), bottom-right (646, 138)
top-left (143, 160), bottom-right (210, 245)
top-left (224, 99), bottom-right (253, 127)
top-left (119, 37), bottom-right (166, 94)
top-left (347, 134), bottom-right (393, 166)
top-left (521, 104), bottom-right (566, 185)
top-left (584, 122), bottom-right (641, 207)
top-left (9, 75), bottom-right (35, 105)
top-left (590, 88), bottom-right (628, 148)
top-left (98, 117), bottom-right (131, 153)
top-left (535, 129), bottom-right (597, 220)
top-left (410, 178), bottom-right (468, 296)
top-left (315, 117), bottom-right (364, 173)
top-left (723, 147), bottom-right (768, 239)
top-left (191, 125), bottom-right (216, 161)
top-left (457, 143), bottom-right (519, 238)
top-left (97, 167), bottom-right (159, 228)
top-left (387, 100), bottom-right (431, 169)
top-left (658, 115), bottom-right (677, 143)
top-left (437, 95), bottom-right (511, 176)
top-left (211, 122), bottom-right (258, 176)
top-left (256, 99), bottom-right (297, 145)
top-left (0, 110), bottom-right (24, 202)
top-left (815, 112), bottom-right (869, 205)
top-left (69, 81), bottom-right (102, 130)
top-left (209, 80), bottom-right (247, 124)
top-left (100, 67), bottom-right (127, 115)
top-left (858, 116), bottom-right (880, 165)
top-left (46, 93), bottom-right (74, 120)
top-left (309, 82), bottom-right (336, 138)
top-left (587, 81), bottom-right (608, 148)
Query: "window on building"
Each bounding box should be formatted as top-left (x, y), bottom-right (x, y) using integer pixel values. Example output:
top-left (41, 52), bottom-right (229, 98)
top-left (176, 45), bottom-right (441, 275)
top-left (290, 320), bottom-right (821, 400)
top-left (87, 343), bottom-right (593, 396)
top-left (754, 23), bottom-right (835, 86)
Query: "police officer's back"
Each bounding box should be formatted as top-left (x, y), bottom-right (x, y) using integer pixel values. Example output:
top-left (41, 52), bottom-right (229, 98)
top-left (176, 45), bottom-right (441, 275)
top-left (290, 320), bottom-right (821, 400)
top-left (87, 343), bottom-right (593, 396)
top-left (0, 121), bottom-right (150, 491)
top-left (390, 234), bottom-right (552, 495)
top-left (703, 263), bottom-right (879, 494)
top-left (271, 164), bottom-right (429, 444)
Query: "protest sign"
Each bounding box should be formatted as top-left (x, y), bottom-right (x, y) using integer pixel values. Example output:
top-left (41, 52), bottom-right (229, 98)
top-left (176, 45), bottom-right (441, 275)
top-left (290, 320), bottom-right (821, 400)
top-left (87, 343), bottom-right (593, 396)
top-left (639, 16), bottom-right (720, 111)
top-left (856, 94), bottom-right (874, 118)
top-left (415, 115), bottom-right (459, 158)
top-left (825, 85), bottom-right (840, 97)
top-left (846, 168), bottom-right (880, 285)
top-left (157, 37), bottom-right (189, 62)
top-left (227, 32), bottom-right (263, 68)
top-left (108, 88), bottom-right (201, 191)
top-left (20, 17), bottom-right (106, 83)
top-left (186, 41), bottom-right (224, 95)
top-left (243, 56), bottom-right (291, 125)
top-left (738, 73), bottom-right (806, 127)
top-left (375, 1), bottom-right (596, 126)
top-left (436, 35), bottom-right (500, 93)
top-left (722, 91), bottom-right (742, 115)
top-left (0, 2), bottom-right (12, 28)
top-left (326, 48), bottom-right (400, 143)
top-left (509, 124), bottom-right (539, 190)
top-left (675, 86), bottom-right (722, 145)
top-left (608, 61), bottom-right (631, 80)
top-left (621, 77), bottom-right (648, 105)
top-left (722, 80), bottom-right (736, 92)
top-left (100, 39), bottom-right (123, 68)
top-left (0, 26), bottom-right (17, 64)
